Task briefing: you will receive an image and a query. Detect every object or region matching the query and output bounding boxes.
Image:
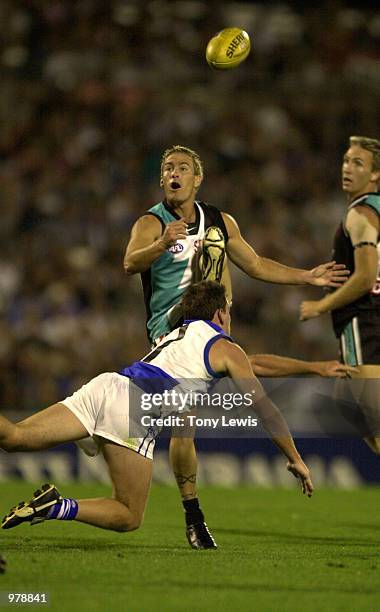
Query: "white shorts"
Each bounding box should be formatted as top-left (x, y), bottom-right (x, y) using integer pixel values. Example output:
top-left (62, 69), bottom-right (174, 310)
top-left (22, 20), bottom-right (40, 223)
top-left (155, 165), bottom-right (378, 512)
top-left (61, 372), bottom-right (157, 460)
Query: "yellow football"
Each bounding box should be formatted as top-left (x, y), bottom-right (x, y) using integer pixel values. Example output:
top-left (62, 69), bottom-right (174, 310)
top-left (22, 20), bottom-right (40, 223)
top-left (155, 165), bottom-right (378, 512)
top-left (206, 27), bottom-right (251, 70)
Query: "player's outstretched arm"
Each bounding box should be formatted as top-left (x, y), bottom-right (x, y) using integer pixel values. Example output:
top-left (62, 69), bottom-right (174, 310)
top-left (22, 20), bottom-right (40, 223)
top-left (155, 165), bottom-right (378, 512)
top-left (300, 206), bottom-right (379, 320)
top-left (249, 354), bottom-right (357, 378)
top-left (124, 215), bottom-right (188, 275)
top-left (222, 212), bottom-right (348, 288)
top-left (208, 339), bottom-right (313, 496)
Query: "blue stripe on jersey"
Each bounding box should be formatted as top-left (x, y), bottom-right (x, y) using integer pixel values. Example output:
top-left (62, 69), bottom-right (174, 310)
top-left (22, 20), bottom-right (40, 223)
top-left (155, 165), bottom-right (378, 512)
top-left (119, 361), bottom-right (178, 393)
top-left (203, 334), bottom-right (229, 378)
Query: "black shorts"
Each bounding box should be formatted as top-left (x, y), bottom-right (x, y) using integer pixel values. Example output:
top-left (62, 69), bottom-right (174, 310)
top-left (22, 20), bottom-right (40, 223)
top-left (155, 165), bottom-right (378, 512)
top-left (340, 315), bottom-right (380, 365)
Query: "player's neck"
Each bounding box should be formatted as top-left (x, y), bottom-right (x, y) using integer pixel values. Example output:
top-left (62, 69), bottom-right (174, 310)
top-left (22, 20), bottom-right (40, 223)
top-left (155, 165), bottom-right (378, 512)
top-left (347, 185), bottom-right (377, 205)
top-left (347, 187), bottom-right (378, 205)
top-left (169, 199), bottom-right (197, 222)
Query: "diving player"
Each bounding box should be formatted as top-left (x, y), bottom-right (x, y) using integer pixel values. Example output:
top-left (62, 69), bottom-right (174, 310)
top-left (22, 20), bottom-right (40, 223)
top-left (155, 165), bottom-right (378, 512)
top-left (1, 282), bottom-right (313, 538)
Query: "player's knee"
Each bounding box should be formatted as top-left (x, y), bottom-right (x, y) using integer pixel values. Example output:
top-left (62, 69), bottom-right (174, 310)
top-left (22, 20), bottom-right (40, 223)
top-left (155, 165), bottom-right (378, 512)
top-left (0, 428), bottom-right (24, 452)
top-left (113, 512), bottom-right (143, 533)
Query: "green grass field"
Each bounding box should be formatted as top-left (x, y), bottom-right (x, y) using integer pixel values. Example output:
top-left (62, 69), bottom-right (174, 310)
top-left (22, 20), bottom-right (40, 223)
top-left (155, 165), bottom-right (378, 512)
top-left (0, 482), bottom-right (379, 611)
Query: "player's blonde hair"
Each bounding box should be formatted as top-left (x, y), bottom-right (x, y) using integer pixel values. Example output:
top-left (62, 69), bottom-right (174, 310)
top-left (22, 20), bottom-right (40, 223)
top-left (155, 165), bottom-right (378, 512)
top-left (160, 145), bottom-right (204, 180)
top-left (349, 136), bottom-right (380, 170)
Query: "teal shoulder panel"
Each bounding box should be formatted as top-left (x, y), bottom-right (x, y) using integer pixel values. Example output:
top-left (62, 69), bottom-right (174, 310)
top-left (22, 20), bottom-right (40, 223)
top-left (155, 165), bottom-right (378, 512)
top-left (364, 195), bottom-right (380, 216)
top-left (147, 202), bottom-right (176, 225)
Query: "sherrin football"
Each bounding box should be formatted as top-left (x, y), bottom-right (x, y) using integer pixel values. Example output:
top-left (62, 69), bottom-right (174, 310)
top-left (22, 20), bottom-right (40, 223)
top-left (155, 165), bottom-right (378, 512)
top-left (206, 27), bottom-right (251, 70)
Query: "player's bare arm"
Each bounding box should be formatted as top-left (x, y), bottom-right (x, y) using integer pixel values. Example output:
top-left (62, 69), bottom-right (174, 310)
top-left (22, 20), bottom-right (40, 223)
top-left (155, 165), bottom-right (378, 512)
top-left (124, 215), bottom-right (188, 275)
top-left (249, 354), bottom-right (357, 378)
top-left (300, 206), bottom-right (379, 320)
top-left (208, 338), bottom-right (313, 496)
top-left (222, 212), bottom-right (348, 288)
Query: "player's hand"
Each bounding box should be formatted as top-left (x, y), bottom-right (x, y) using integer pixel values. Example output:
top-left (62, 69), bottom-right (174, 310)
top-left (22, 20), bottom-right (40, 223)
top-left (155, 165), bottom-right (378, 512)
top-left (307, 261), bottom-right (349, 288)
top-left (314, 360), bottom-right (359, 378)
top-left (299, 300), bottom-right (322, 320)
top-left (287, 459), bottom-right (313, 497)
top-left (161, 219), bottom-right (188, 248)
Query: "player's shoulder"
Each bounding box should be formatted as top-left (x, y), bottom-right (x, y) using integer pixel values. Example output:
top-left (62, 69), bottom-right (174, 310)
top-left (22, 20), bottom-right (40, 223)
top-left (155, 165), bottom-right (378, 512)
top-left (133, 201), bottom-right (170, 233)
top-left (347, 201), bottom-right (380, 228)
top-left (208, 335), bottom-right (248, 375)
top-left (208, 333), bottom-right (243, 356)
top-left (132, 212), bottom-right (164, 236)
top-left (363, 193), bottom-right (380, 217)
top-left (351, 193), bottom-right (380, 217)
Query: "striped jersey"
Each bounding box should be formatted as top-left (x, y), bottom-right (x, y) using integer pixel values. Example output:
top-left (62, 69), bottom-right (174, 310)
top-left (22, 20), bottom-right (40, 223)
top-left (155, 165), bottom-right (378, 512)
top-left (141, 200), bottom-right (228, 343)
top-left (331, 192), bottom-right (380, 337)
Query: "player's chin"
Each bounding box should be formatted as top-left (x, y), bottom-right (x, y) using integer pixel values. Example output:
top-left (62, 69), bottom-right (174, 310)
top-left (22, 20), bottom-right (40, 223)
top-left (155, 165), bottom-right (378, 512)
top-left (166, 192), bottom-right (185, 206)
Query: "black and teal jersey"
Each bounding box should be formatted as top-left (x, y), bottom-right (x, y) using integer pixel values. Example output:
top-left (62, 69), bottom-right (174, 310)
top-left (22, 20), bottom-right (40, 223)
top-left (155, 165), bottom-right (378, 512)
top-left (331, 192), bottom-right (380, 338)
top-left (141, 200), bottom-right (228, 343)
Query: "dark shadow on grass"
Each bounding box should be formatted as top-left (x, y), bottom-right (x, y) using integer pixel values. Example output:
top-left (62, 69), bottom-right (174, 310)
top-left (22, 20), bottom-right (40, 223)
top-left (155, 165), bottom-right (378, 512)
top-left (341, 523), bottom-right (380, 533)
top-left (214, 528), bottom-right (377, 547)
top-left (2, 538), bottom-right (190, 554)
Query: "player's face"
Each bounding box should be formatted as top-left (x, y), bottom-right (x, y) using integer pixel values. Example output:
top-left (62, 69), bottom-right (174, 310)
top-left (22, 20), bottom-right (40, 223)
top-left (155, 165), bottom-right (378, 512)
top-left (161, 153), bottom-right (202, 208)
top-left (342, 145), bottom-right (379, 200)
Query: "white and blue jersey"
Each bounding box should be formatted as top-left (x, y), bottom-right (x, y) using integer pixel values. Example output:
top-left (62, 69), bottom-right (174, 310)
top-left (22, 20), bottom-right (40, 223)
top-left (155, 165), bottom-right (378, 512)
top-left (120, 319), bottom-right (232, 386)
top-left (62, 320), bottom-right (233, 461)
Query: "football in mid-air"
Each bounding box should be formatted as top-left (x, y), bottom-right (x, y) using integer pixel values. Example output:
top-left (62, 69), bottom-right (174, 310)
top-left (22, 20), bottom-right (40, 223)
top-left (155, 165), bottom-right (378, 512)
top-left (206, 27), bottom-right (251, 70)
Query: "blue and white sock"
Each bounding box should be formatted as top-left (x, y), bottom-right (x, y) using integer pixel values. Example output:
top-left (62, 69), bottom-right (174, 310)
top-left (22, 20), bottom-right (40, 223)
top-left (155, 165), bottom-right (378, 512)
top-left (47, 498), bottom-right (78, 521)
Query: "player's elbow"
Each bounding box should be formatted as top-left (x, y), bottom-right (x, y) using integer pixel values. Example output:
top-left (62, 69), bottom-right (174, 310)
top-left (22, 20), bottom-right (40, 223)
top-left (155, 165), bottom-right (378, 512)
top-left (357, 272), bottom-right (377, 293)
top-left (0, 432), bottom-right (24, 453)
top-left (123, 258), bottom-right (137, 276)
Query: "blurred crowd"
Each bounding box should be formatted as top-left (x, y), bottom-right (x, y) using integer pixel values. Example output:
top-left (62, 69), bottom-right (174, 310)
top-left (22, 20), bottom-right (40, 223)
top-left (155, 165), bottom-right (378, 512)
top-left (1, 0), bottom-right (379, 410)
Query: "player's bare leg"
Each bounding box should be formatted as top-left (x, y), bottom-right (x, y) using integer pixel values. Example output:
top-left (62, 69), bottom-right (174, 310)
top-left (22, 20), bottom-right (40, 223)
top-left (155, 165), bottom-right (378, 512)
top-left (1, 403), bottom-right (88, 529)
top-left (0, 403), bottom-right (89, 452)
top-left (347, 366), bottom-right (380, 455)
top-left (170, 416), bottom-right (217, 549)
top-left (169, 436), bottom-right (198, 501)
top-left (1, 405), bottom-right (152, 532)
top-left (75, 441), bottom-right (152, 531)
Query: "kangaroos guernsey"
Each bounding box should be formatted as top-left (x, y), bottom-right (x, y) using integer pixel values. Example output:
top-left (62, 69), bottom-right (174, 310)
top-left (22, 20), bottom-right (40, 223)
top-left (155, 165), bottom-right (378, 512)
top-left (330, 192), bottom-right (380, 364)
top-left (121, 319), bottom-right (232, 382)
top-left (118, 320), bottom-right (232, 458)
top-left (141, 200), bottom-right (228, 343)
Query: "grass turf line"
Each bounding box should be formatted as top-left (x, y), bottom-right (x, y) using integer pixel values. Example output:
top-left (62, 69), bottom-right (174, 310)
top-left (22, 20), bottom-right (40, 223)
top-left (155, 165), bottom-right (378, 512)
top-left (0, 482), bottom-right (379, 612)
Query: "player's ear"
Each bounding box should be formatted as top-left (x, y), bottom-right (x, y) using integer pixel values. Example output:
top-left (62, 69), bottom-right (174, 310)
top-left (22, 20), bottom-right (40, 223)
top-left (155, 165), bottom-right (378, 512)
top-left (194, 174), bottom-right (202, 189)
top-left (216, 308), bottom-right (225, 325)
top-left (370, 168), bottom-right (380, 184)
top-left (159, 177), bottom-right (164, 187)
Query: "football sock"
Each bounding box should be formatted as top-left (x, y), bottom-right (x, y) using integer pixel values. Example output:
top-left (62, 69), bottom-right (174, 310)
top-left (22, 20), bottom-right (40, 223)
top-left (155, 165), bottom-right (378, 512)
top-left (183, 498), bottom-right (205, 526)
top-left (47, 499), bottom-right (79, 521)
